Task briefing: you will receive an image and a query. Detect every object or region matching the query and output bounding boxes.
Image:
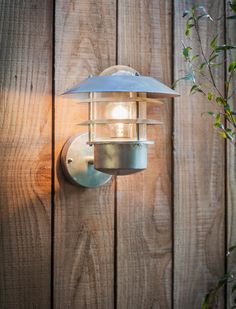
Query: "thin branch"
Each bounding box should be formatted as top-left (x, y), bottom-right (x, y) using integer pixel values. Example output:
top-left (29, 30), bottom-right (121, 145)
top-left (194, 18), bottom-right (225, 99)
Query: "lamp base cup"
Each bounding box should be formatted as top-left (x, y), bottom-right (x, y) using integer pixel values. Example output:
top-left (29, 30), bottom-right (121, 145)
top-left (94, 142), bottom-right (148, 175)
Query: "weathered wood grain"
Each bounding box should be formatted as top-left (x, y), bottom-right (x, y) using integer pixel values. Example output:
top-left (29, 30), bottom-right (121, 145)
top-left (173, 1), bottom-right (225, 308)
top-left (117, 1), bottom-right (173, 307)
top-left (0, 0), bottom-right (52, 308)
top-left (226, 1), bottom-right (236, 307)
top-left (54, 0), bottom-right (116, 307)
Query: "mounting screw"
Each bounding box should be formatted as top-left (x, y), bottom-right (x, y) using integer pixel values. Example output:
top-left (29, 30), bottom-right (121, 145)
top-left (67, 158), bottom-right (73, 164)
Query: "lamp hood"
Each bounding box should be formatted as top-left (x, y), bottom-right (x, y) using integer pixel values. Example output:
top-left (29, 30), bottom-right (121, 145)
top-left (62, 75), bottom-right (179, 98)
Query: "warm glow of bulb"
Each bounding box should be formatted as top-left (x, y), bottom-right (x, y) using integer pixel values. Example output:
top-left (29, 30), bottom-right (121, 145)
top-left (110, 104), bottom-right (129, 119)
top-left (105, 102), bottom-right (134, 139)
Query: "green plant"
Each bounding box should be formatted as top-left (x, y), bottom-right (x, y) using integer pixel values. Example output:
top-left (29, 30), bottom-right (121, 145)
top-left (176, 2), bottom-right (236, 143)
top-left (202, 245), bottom-right (236, 309)
top-left (176, 2), bottom-right (236, 308)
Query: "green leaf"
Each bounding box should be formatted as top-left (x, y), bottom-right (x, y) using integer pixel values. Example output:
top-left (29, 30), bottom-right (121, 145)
top-left (229, 61), bottom-right (236, 73)
top-left (199, 62), bottom-right (207, 70)
top-left (210, 35), bottom-right (218, 49)
top-left (215, 45), bottom-right (236, 52)
top-left (226, 127), bottom-right (234, 133)
top-left (185, 20), bottom-right (195, 36)
top-left (225, 131), bottom-right (233, 141)
top-left (173, 73), bottom-right (195, 87)
top-left (197, 13), bottom-right (210, 20)
top-left (207, 93), bottom-right (213, 101)
top-left (224, 103), bottom-right (231, 113)
top-left (215, 113), bottom-right (221, 124)
top-left (214, 114), bottom-right (222, 128)
top-left (219, 131), bottom-right (227, 138)
top-left (183, 10), bottom-right (189, 17)
top-left (225, 133), bottom-right (234, 142)
top-left (216, 97), bottom-right (226, 105)
top-left (214, 123), bottom-right (224, 130)
top-left (183, 46), bottom-right (192, 59)
top-left (207, 111), bottom-right (215, 116)
top-left (185, 28), bottom-right (190, 36)
top-left (185, 25), bottom-right (194, 36)
top-left (191, 84), bottom-right (204, 94)
top-left (230, 2), bottom-right (236, 13)
top-left (202, 293), bottom-right (210, 309)
top-left (227, 244), bottom-right (236, 255)
top-left (190, 84), bottom-right (204, 94)
top-left (184, 73), bottom-right (195, 81)
top-left (187, 16), bottom-right (194, 21)
top-left (209, 54), bottom-right (218, 62)
top-left (191, 54), bottom-right (199, 62)
top-left (194, 5), bottom-right (213, 21)
top-left (217, 273), bottom-right (234, 288)
top-left (190, 84), bottom-right (198, 93)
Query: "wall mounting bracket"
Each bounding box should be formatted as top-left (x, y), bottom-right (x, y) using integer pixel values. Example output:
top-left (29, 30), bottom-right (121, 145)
top-left (61, 133), bottom-right (112, 188)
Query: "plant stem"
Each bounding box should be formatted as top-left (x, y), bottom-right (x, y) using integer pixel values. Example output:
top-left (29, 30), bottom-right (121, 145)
top-left (194, 18), bottom-right (225, 99)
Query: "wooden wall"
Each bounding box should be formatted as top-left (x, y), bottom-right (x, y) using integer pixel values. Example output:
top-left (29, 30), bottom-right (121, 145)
top-left (0, 0), bottom-right (234, 308)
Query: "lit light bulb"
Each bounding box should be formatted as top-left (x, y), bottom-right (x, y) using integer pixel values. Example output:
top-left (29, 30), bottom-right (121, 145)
top-left (106, 102), bottom-right (132, 139)
top-left (110, 104), bottom-right (129, 119)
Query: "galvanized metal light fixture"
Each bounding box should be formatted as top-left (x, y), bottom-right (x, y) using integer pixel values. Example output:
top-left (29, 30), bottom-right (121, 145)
top-left (61, 65), bottom-right (179, 188)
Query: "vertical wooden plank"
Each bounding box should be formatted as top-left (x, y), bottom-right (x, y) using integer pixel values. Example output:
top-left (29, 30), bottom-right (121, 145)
top-left (54, 0), bottom-right (116, 308)
top-left (117, 1), bottom-right (173, 308)
top-left (0, 1), bottom-right (52, 308)
top-left (174, 1), bottom-right (225, 308)
top-left (226, 1), bottom-right (236, 307)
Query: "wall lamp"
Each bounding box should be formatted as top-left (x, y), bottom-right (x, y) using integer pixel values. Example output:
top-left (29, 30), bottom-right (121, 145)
top-left (61, 65), bottom-right (179, 188)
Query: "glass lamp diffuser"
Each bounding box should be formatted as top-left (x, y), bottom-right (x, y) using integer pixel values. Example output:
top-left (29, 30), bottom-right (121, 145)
top-left (61, 65), bottom-right (179, 187)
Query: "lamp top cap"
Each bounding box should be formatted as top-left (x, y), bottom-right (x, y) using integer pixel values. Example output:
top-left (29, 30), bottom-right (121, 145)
top-left (62, 65), bottom-right (180, 98)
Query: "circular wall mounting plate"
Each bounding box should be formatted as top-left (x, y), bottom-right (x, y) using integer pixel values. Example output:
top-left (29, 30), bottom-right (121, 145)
top-left (61, 133), bottom-right (112, 188)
